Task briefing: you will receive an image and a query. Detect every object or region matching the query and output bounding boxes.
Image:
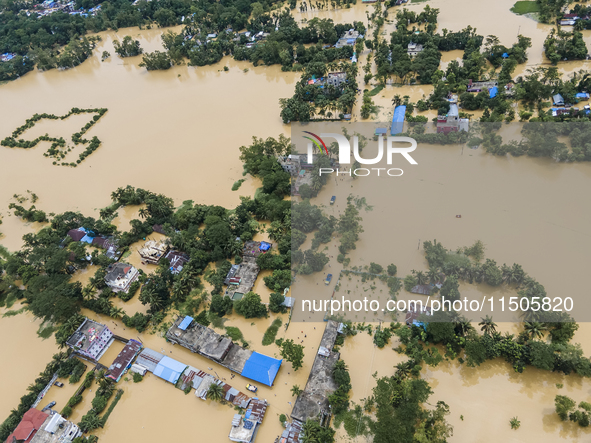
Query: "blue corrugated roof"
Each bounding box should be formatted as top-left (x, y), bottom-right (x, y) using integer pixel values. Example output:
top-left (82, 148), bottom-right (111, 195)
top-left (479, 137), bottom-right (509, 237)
top-left (178, 316), bottom-right (193, 331)
top-left (391, 105), bottom-right (406, 135)
top-left (240, 352), bottom-right (282, 386)
top-left (153, 356), bottom-right (187, 384)
top-left (489, 86), bottom-right (498, 98)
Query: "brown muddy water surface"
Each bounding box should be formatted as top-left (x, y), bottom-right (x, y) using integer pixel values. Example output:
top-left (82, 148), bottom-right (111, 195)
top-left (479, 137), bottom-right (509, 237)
top-left (1, 2), bottom-right (591, 442)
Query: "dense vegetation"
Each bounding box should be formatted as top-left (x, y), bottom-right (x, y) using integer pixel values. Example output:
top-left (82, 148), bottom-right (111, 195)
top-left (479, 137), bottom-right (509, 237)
top-left (1, 107), bottom-right (108, 167)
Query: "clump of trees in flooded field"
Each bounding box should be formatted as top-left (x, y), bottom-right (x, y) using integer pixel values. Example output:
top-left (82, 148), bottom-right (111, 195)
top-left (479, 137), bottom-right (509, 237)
top-left (113, 36), bottom-right (143, 58)
top-left (1, 107), bottom-right (108, 167)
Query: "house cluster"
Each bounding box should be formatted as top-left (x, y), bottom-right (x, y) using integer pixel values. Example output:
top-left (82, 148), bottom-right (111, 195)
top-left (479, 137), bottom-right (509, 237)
top-left (559, 13), bottom-right (588, 26)
top-left (229, 399), bottom-right (269, 443)
top-left (277, 321), bottom-right (342, 443)
top-left (0, 53), bottom-right (16, 62)
top-left (166, 315), bottom-right (282, 387)
top-left (26, 0), bottom-right (101, 18)
top-left (66, 318), bottom-right (114, 361)
top-left (437, 103), bottom-right (469, 134)
top-left (335, 29), bottom-right (363, 48)
top-left (6, 408), bottom-right (81, 443)
top-left (66, 227), bottom-right (120, 259)
top-left (551, 93), bottom-right (590, 116)
top-left (133, 346), bottom-right (268, 443)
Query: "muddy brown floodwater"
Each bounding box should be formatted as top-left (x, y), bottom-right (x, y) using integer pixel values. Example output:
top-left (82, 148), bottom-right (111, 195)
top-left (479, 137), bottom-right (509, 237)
top-left (0, 26), bottom-right (296, 251)
top-left (1, 1), bottom-right (591, 442)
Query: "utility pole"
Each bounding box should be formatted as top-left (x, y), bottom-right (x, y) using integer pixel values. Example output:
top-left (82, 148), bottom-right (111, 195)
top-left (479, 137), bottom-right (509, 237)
top-left (417, 239), bottom-right (420, 250)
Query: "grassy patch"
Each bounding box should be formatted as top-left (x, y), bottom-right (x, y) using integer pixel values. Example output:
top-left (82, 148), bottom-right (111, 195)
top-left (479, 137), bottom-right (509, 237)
top-left (511, 1), bottom-right (540, 14)
top-left (262, 318), bottom-right (283, 346)
top-left (225, 326), bottom-right (244, 341)
top-left (367, 85), bottom-right (384, 97)
top-left (232, 179), bottom-right (246, 191)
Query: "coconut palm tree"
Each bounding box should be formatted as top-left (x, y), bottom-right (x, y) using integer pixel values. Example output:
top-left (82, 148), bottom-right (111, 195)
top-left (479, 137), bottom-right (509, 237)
top-left (207, 383), bottom-right (224, 402)
top-left (414, 271), bottom-right (428, 285)
top-left (523, 321), bottom-right (547, 340)
top-left (427, 268), bottom-right (440, 284)
top-left (479, 315), bottom-right (497, 335)
top-left (138, 208), bottom-right (149, 219)
top-left (291, 385), bottom-right (302, 397)
top-left (109, 307), bottom-right (125, 319)
top-left (79, 412), bottom-right (103, 432)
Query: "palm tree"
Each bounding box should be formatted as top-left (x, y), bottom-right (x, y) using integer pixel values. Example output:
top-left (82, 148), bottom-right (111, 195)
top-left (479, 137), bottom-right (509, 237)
top-left (479, 315), bottom-right (497, 335)
top-left (138, 208), bottom-right (149, 219)
top-left (291, 385), bottom-right (302, 397)
top-left (109, 307), bottom-right (125, 319)
top-left (79, 412), bottom-right (103, 432)
top-left (394, 362), bottom-right (411, 379)
top-left (414, 271), bottom-right (428, 285)
top-left (523, 321), bottom-right (547, 340)
top-left (207, 383), bottom-right (224, 402)
top-left (427, 268), bottom-right (440, 284)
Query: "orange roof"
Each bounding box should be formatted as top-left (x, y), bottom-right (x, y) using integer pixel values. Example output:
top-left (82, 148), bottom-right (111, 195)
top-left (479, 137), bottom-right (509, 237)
top-left (6, 408), bottom-right (48, 443)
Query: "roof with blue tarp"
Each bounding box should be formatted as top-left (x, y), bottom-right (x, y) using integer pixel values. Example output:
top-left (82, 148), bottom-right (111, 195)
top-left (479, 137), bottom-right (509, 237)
top-left (240, 352), bottom-right (282, 386)
top-left (489, 86), bottom-right (498, 98)
top-left (178, 316), bottom-right (193, 331)
top-left (391, 105), bottom-right (406, 135)
top-left (576, 92), bottom-right (589, 98)
top-left (259, 241), bottom-right (271, 252)
top-left (154, 356), bottom-right (187, 384)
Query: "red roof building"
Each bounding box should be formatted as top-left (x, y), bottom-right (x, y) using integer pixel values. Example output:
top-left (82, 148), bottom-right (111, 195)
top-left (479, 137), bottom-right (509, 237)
top-left (5, 409), bottom-right (49, 443)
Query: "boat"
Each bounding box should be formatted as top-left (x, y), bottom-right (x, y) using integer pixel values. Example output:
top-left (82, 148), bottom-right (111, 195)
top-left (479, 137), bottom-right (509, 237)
top-left (330, 196), bottom-right (336, 205)
top-left (246, 384), bottom-right (258, 393)
top-left (54, 381), bottom-right (64, 387)
top-left (325, 274), bottom-right (333, 285)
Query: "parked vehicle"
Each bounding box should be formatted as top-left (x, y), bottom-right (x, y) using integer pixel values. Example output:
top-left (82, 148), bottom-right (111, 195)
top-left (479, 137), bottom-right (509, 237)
top-left (330, 196), bottom-right (336, 205)
top-left (325, 274), bottom-right (333, 285)
top-left (54, 381), bottom-right (64, 387)
top-left (246, 384), bottom-right (258, 393)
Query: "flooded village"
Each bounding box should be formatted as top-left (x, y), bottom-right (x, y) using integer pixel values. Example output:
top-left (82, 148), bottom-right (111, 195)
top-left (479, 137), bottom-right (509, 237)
top-left (2, 0), bottom-right (591, 441)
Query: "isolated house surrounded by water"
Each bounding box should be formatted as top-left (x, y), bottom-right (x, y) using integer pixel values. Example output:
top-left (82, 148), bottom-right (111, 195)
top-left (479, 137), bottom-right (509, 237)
top-left (66, 318), bottom-right (113, 360)
top-left (104, 262), bottom-right (139, 293)
top-left (335, 29), bottom-right (362, 48)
